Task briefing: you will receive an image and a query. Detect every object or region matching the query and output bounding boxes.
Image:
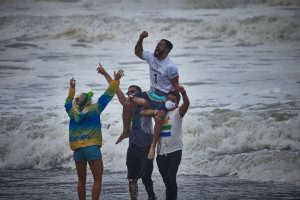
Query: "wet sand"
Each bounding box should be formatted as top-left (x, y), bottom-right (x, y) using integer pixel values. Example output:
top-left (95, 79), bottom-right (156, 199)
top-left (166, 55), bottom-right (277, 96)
top-left (0, 169), bottom-right (299, 200)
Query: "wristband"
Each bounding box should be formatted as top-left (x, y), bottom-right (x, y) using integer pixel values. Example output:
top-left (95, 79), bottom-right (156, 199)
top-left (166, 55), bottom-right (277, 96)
top-left (154, 110), bottom-right (157, 115)
top-left (181, 91), bottom-right (186, 96)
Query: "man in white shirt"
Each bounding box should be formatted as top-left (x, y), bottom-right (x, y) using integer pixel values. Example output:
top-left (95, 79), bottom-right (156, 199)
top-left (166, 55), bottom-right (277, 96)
top-left (139, 86), bottom-right (190, 200)
top-left (119, 31), bottom-right (180, 160)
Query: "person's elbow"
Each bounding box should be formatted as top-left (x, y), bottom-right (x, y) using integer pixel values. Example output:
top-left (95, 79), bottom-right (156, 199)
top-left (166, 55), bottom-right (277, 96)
top-left (184, 99), bottom-right (190, 108)
top-left (135, 50), bottom-right (143, 59)
top-left (186, 101), bottom-right (190, 108)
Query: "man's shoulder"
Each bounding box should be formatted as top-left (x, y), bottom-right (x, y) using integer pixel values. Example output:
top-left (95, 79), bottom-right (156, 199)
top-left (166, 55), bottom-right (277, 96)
top-left (164, 57), bottom-right (177, 68)
top-left (143, 50), bottom-right (154, 60)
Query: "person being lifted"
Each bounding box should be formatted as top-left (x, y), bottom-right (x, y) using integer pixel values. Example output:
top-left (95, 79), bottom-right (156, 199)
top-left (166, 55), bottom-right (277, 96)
top-left (119, 31), bottom-right (180, 160)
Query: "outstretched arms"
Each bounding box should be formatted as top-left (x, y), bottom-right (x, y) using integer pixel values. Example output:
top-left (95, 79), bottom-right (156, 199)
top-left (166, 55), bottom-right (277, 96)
top-left (65, 77), bottom-right (76, 112)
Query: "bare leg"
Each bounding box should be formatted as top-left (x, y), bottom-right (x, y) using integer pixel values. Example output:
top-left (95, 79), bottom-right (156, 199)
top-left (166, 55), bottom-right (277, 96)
top-left (122, 101), bottom-right (135, 132)
top-left (117, 101), bottom-right (133, 144)
top-left (148, 110), bottom-right (165, 159)
top-left (88, 159), bottom-right (103, 200)
top-left (118, 97), bottom-right (151, 144)
top-left (118, 97), bottom-right (150, 144)
top-left (129, 179), bottom-right (138, 200)
top-left (75, 161), bottom-right (87, 200)
top-left (132, 96), bottom-right (150, 109)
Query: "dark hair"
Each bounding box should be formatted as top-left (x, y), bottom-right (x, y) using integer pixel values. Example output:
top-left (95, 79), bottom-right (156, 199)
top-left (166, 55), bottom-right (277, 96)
top-left (128, 85), bottom-right (142, 93)
top-left (161, 39), bottom-right (173, 53)
top-left (168, 91), bottom-right (180, 103)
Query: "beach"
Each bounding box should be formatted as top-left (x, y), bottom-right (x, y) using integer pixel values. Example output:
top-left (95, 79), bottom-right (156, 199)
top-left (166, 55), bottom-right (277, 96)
top-left (1, 169), bottom-right (300, 199)
top-left (0, 0), bottom-right (300, 199)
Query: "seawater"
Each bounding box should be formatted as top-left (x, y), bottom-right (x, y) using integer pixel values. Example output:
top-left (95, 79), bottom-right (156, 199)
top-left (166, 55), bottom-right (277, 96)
top-left (0, 0), bottom-right (300, 185)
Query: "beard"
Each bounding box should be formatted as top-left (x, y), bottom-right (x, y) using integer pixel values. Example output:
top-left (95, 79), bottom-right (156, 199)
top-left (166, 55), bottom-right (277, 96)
top-left (154, 49), bottom-right (163, 58)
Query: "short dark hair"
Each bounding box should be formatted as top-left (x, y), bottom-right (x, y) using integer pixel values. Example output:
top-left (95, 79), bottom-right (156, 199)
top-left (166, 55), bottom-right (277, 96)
top-left (161, 39), bottom-right (173, 53)
top-left (168, 90), bottom-right (180, 103)
top-left (128, 85), bottom-right (142, 93)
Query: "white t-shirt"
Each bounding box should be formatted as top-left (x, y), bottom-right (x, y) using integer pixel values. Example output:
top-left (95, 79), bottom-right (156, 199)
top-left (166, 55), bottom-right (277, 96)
top-left (142, 51), bottom-right (178, 94)
top-left (157, 108), bottom-right (183, 155)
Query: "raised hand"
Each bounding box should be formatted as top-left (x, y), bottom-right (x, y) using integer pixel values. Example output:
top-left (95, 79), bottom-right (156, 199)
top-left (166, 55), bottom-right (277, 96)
top-left (97, 62), bottom-right (106, 75)
top-left (70, 77), bottom-right (76, 88)
top-left (114, 69), bottom-right (125, 81)
top-left (140, 31), bottom-right (148, 39)
top-left (177, 85), bottom-right (186, 93)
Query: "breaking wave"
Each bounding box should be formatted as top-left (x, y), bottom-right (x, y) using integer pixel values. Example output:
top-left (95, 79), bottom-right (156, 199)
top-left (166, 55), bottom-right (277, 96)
top-left (0, 14), bottom-right (299, 45)
top-left (1, 109), bottom-right (299, 183)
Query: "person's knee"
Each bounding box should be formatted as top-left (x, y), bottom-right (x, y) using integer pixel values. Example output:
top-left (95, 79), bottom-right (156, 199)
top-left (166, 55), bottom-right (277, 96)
top-left (155, 110), bottom-right (165, 122)
top-left (129, 179), bottom-right (138, 188)
top-left (141, 176), bottom-right (152, 185)
top-left (94, 175), bottom-right (103, 183)
top-left (129, 179), bottom-right (138, 184)
top-left (142, 101), bottom-right (151, 109)
top-left (78, 178), bottom-right (86, 185)
top-left (77, 173), bottom-right (87, 184)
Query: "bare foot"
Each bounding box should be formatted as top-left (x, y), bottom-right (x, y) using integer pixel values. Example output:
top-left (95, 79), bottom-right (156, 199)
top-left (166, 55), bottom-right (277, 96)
top-left (116, 131), bottom-right (130, 144)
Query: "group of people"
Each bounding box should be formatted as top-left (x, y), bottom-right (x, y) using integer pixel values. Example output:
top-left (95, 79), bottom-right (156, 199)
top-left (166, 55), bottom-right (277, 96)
top-left (65, 31), bottom-right (190, 200)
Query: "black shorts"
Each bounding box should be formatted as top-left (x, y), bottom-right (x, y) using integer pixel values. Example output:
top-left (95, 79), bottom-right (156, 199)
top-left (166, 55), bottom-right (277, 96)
top-left (126, 144), bottom-right (154, 180)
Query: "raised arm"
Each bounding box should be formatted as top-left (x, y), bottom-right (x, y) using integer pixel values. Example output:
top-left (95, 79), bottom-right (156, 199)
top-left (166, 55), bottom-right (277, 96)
top-left (70, 77), bottom-right (76, 89)
top-left (134, 31), bottom-right (148, 60)
top-left (65, 77), bottom-right (76, 114)
top-left (97, 63), bottom-right (126, 105)
top-left (96, 69), bottom-right (124, 114)
top-left (178, 86), bottom-right (190, 117)
top-left (170, 75), bottom-right (180, 92)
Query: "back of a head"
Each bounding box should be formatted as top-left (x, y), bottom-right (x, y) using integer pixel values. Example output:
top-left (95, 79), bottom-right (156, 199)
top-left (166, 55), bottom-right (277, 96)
top-left (72, 91), bottom-right (94, 114)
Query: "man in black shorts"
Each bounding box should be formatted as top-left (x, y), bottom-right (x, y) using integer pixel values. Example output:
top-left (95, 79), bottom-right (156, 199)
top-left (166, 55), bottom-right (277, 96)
top-left (97, 63), bottom-right (157, 200)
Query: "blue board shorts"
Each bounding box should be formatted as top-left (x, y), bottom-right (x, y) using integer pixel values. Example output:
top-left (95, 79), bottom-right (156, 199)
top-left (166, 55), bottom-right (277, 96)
top-left (134, 91), bottom-right (167, 112)
top-left (73, 145), bottom-right (102, 162)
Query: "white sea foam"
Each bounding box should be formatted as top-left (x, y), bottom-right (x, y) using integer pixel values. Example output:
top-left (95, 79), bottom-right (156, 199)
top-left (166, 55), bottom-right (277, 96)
top-left (1, 108), bottom-right (299, 183)
top-left (0, 0), bottom-right (299, 45)
top-left (0, 14), bottom-right (299, 46)
top-left (178, 110), bottom-right (300, 183)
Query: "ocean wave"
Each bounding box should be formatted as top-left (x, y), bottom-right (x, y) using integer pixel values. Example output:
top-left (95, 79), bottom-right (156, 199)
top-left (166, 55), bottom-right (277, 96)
top-left (1, 109), bottom-right (299, 183)
top-left (35, 0), bottom-right (300, 9)
top-left (0, 14), bottom-right (299, 45)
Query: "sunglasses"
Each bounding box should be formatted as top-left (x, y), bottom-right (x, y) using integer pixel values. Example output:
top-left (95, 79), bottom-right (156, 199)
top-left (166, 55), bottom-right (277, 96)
top-left (126, 90), bottom-right (136, 95)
